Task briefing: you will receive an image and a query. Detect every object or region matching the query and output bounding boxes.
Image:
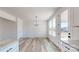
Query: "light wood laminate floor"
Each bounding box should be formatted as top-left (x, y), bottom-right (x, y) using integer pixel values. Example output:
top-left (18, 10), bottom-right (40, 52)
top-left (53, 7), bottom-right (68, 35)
top-left (20, 38), bottom-right (60, 52)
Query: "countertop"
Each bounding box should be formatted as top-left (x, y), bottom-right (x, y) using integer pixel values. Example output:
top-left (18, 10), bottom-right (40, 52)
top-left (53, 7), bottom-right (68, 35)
top-left (0, 39), bottom-right (17, 48)
top-left (61, 40), bottom-right (79, 51)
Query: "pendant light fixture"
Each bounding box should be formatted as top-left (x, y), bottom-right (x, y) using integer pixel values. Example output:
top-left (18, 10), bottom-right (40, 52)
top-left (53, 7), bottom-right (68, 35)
top-left (34, 16), bottom-right (39, 26)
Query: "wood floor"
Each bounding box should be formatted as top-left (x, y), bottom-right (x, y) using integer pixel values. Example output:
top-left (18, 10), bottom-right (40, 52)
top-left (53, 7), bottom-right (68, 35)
top-left (19, 38), bottom-right (60, 52)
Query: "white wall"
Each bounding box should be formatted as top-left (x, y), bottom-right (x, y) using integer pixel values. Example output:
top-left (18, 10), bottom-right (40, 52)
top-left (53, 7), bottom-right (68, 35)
top-left (0, 10), bottom-right (16, 22)
top-left (0, 17), bottom-right (17, 40)
top-left (17, 18), bottom-right (23, 39)
top-left (23, 20), bottom-right (47, 38)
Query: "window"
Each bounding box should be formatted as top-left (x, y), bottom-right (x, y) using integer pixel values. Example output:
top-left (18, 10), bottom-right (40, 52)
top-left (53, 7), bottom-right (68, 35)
top-left (61, 9), bottom-right (68, 40)
top-left (52, 17), bottom-right (56, 36)
top-left (48, 20), bottom-right (53, 35)
top-left (48, 17), bottom-right (56, 37)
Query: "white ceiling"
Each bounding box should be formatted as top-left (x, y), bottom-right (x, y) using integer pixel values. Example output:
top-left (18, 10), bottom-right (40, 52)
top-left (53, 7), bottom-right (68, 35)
top-left (0, 7), bottom-right (58, 21)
